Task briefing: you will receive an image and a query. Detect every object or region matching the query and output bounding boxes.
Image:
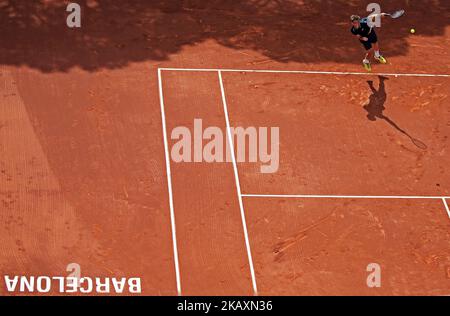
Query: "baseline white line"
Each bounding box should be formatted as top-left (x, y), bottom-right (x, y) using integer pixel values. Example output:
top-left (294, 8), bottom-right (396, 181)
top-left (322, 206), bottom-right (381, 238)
top-left (242, 194), bottom-right (450, 199)
top-left (159, 68), bottom-right (450, 78)
top-left (218, 70), bottom-right (258, 295)
top-left (157, 68), bottom-right (182, 296)
top-left (442, 198), bottom-right (450, 219)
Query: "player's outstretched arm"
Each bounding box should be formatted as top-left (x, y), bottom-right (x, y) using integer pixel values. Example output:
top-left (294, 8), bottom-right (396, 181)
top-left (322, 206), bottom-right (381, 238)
top-left (368, 12), bottom-right (389, 22)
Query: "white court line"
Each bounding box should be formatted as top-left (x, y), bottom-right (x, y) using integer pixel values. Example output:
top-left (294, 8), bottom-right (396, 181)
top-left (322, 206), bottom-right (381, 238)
top-left (443, 198), bottom-right (450, 219)
top-left (157, 68), bottom-right (182, 296)
top-left (218, 70), bottom-right (259, 296)
top-left (160, 67), bottom-right (450, 78)
top-left (243, 194), bottom-right (450, 220)
top-left (242, 194), bottom-right (450, 199)
top-left (159, 67), bottom-right (449, 293)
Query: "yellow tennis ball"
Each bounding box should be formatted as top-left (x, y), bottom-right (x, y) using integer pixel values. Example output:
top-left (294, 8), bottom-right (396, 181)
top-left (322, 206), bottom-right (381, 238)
top-left (410, 28), bottom-right (416, 34)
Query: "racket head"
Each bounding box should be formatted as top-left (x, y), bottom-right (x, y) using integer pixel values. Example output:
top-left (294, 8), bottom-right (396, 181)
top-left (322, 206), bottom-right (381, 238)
top-left (411, 138), bottom-right (427, 150)
top-left (390, 9), bottom-right (405, 18)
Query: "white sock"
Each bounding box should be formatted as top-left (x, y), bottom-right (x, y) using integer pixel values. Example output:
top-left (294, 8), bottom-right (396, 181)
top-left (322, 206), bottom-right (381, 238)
top-left (375, 51), bottom-right (381, 57)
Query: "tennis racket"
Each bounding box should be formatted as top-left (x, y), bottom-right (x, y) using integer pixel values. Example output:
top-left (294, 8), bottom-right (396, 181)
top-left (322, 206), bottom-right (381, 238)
top-left (385, 9), bottom-right (405, 19)
top-left (410, 137), bottom-right (428, 150)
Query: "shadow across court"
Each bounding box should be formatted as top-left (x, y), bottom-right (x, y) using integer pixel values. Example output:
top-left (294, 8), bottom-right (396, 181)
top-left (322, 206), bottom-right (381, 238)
top-left (0, 0), bottom-right (449, 72)
top-left (363, 75), bottom-right (427, 149)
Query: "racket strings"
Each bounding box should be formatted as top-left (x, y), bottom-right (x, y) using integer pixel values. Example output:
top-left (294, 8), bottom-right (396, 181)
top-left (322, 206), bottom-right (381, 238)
top-left (390, 9), bottom-right (405, 18)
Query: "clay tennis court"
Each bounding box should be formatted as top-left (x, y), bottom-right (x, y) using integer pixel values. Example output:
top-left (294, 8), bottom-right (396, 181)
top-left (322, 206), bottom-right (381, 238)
top-left (1, 1), bottom-right (450, 296)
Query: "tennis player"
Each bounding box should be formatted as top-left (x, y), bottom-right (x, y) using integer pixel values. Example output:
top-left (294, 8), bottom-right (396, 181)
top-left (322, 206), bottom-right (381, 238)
top-left (350, 13), bottom-right (388, 71)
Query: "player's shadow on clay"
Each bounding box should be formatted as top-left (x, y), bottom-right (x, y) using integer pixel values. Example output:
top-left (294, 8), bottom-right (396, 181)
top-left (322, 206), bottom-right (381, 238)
top-left (363, 76), bottom-right (427, 150)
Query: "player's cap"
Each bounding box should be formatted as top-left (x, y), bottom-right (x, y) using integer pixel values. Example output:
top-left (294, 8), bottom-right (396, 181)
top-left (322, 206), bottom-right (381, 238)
top-left (350, 15), bottom-right (360, 22)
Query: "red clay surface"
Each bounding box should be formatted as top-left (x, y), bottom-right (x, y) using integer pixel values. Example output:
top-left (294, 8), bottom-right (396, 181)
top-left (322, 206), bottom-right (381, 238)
top-left (1, 66), bottom-right (177, 295)
top-left (222, 72), bottom-right (450, 196)
top-left (245, 198), bottom-right (450, 295)
top-left (1, 1), bottom-right (450, 296)
top-left (162, 71), bottom-right (253, 295)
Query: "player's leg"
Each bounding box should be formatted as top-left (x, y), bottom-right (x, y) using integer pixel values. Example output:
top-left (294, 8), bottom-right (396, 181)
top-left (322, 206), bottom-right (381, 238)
top-left (363, 49), bottom-right (371, 63)
top-left (373, 42), bottom-right (380, 55)
top-left (373, 42), bottom-right (387, 64)
top-left (367, 31), bottom-right (387, 64)
top-left (362, 45), bottom-right (373, 71)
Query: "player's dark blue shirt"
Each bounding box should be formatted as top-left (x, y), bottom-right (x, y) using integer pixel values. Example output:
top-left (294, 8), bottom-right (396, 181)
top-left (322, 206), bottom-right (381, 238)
top-left (351, 18), bottom-right (373, 37)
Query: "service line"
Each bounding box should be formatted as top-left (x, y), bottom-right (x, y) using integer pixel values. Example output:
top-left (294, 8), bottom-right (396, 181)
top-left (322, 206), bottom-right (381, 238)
top-left (160, 67), bottom-right (450, 78)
